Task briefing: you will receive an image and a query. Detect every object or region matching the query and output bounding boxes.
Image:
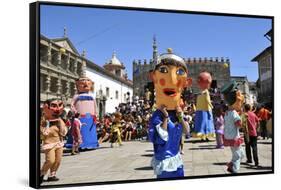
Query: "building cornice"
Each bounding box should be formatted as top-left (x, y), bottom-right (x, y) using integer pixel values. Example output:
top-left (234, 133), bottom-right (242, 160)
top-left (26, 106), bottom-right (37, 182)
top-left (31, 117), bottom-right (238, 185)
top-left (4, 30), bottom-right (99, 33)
top-left (251, 46), bottom-right (272, 62)
top-left (41, 34), bottom-right (133, 88)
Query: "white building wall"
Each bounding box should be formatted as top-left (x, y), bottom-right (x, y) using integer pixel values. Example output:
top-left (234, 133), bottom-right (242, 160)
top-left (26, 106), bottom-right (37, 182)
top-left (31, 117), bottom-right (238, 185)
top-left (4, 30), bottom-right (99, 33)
top-left (86, 68), bottom-right (133, 114)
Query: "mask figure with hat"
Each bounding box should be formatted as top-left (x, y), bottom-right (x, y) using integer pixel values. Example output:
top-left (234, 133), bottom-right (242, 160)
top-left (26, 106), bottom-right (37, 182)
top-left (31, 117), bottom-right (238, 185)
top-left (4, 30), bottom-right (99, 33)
top-left (40, 98), bottom-right (68, 184)
top-left (66, 77), bottom-right (99, 149)
top-left (221, 81), bottom-right (245, 173)
top-left (193, 71), bottom-right (215, 141)
top-left (148, 48), bottom-right (192, 178)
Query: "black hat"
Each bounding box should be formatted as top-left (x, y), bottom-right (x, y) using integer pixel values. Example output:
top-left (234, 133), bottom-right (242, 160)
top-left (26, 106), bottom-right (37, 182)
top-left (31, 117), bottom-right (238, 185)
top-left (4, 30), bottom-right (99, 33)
top-left (221, 81), bottom-right (238, 106)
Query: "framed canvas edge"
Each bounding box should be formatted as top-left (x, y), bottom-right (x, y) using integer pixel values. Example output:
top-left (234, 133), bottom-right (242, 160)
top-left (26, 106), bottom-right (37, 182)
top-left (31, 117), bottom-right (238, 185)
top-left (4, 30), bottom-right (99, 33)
top-left (30, 1), bottom-right (275, 189)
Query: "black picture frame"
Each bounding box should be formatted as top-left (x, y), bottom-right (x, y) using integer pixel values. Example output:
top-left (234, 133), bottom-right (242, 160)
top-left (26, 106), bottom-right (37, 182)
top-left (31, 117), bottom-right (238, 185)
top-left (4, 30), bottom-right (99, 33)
top-left (30, 1), bottom-right (274, 189)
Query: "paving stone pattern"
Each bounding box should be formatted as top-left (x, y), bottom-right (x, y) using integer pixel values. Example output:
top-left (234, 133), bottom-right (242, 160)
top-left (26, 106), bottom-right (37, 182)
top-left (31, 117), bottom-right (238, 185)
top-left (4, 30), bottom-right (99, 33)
top-left (41, 138), bottom-right (272, 186)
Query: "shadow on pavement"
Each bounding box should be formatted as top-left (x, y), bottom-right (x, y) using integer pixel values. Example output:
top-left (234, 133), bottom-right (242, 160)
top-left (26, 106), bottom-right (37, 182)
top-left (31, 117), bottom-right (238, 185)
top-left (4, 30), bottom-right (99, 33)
top-left (185, 139), bottom-right (215, 144)
top-left (243, 166), bottom-right (272, 170)
top-left (63, 153), bottom-right (76, 157)
top-left (141, 153), bottom-right (154, 157)
top-left (189, 147), bottom-right (217, 150)
top-left (199, 145), bottom-right (216, 148)
top-left (213, 162), bottom-right (227, 166)
top-left (95, 146), bottom-right (112, 149)
top-left (240, 162), bottom-right (250, 165)
top-left (257, 141), bottom-right (272, 145)
top-left (134, 166), bottom-right (153, 170)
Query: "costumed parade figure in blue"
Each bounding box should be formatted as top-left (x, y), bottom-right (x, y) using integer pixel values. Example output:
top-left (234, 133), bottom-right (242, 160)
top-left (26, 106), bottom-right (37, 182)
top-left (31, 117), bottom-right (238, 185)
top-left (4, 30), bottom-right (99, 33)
top-left (149, 48), bottom-right (192, 178)
top-left (66, 77), bottom-right (99, 149)
top-left (193, 71), bottom-right (215, 141)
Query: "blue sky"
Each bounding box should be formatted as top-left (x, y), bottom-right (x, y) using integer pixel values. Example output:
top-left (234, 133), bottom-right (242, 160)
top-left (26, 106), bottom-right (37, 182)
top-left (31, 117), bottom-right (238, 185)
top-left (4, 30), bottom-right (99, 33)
top-left (40, 4), bottom-right (272, 82)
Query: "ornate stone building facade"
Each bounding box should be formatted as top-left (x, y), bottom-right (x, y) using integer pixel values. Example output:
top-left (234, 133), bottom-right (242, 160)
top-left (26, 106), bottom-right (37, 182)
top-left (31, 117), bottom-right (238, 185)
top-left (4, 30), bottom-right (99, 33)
top-left (186, 57), bottom-right (231, 93)
top-left (40, 34), bottom-right (85, 105)
top-left (251, 29), bottom-right (272, 107)
top-left (133, 37), bottom-right (231, 99)
top-left (40, 34), bottom-right (133, 117)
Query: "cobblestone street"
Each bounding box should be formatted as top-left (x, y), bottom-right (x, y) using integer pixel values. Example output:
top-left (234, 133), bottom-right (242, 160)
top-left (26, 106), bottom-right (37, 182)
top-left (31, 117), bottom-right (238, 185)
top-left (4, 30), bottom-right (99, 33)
top-left (40, 137), bottom-right (272, 186)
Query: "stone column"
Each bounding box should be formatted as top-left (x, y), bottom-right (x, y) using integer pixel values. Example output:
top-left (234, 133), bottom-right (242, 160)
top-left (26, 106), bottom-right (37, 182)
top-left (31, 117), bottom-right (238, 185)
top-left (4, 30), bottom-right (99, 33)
top-left (56, 78), bottom-right (62, 95)
top-left (47, 43), bottom-right (52, 66)
top-left (45, 74), bottom-right (51, 93)
top-left (66, 53), bottom-right (70, 72)
top-left (73, 81), bottom-right (77, 94)
top-left (73, 58), bottom-right (78, 76)
top-left (66, 81), bottom-right (70, 98)
top-left (57, 51), bottom-right (62, 69)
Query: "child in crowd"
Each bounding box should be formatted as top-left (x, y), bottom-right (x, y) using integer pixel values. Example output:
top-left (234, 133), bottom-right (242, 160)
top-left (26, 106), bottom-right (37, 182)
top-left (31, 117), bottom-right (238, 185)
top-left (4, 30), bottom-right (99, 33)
top-left (110, 112), bottom-right (123, 147)
top-left (124, 115), bottom-right (134, 141)
top-left (214, 107), bottom-right (224, 149)
top-left (66, 112), bottom-right (83, 155)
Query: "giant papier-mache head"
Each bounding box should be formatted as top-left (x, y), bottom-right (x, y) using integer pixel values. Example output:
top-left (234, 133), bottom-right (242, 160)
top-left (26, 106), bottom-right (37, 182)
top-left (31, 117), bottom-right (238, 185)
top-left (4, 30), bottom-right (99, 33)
top-left (221, 81), bottom-right (244, 111)
top-left (43, 98), bottom-right (64, 120)
top-left (150, 48), bottom-right (192, 110)
top-left (76, 77), bottom-right (94, 93)
top-left (197, 71), bottom-right (212, 91)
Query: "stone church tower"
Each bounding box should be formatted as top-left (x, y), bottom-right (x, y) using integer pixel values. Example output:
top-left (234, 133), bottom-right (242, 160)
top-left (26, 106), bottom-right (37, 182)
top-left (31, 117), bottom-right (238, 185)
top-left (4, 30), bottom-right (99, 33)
top-left (104, 52), bottom-right (127, 79)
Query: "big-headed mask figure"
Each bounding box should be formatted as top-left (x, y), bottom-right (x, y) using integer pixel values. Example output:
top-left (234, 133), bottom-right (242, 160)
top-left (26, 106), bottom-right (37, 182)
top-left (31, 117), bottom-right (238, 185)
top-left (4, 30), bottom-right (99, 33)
top-left (72, 77), bottom-right (96, 116)
top-left (197, 71), bottom-right (212, 91)
top-left (193, 71), bottom-right (215, 140)
top-left (40, 98), bottom-right (67, 184)
top-left (148, 49), bottom-right (192, 179)
top-left (76, 77), bottom-right (93, 93)
top-left (150, 48), bottom-right (192, 110)
top-left (220, 81), bottom-right (245, 174)
top-left (67, 76), bottom-right (98, 149)
top-left (43, 99), bottom-right (64, 121)
top-left (221, 81), bottom-right (244, 111)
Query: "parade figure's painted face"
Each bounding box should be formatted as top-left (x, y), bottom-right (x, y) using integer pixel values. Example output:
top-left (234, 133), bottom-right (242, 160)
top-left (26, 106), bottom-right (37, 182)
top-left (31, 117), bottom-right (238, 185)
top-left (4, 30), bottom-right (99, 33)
top-left (43, 99), bottom-right (64, 120)
top-left (197, 71), bottom-right (212, 90)
top-left (230, 91), bottom-right (244, 111)
top-left (76, 77), bottom-right (93, 93)
top-left (221, 81), bottom-right (244, 112)
top-left (151, 64), bottom-right (191, 110)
